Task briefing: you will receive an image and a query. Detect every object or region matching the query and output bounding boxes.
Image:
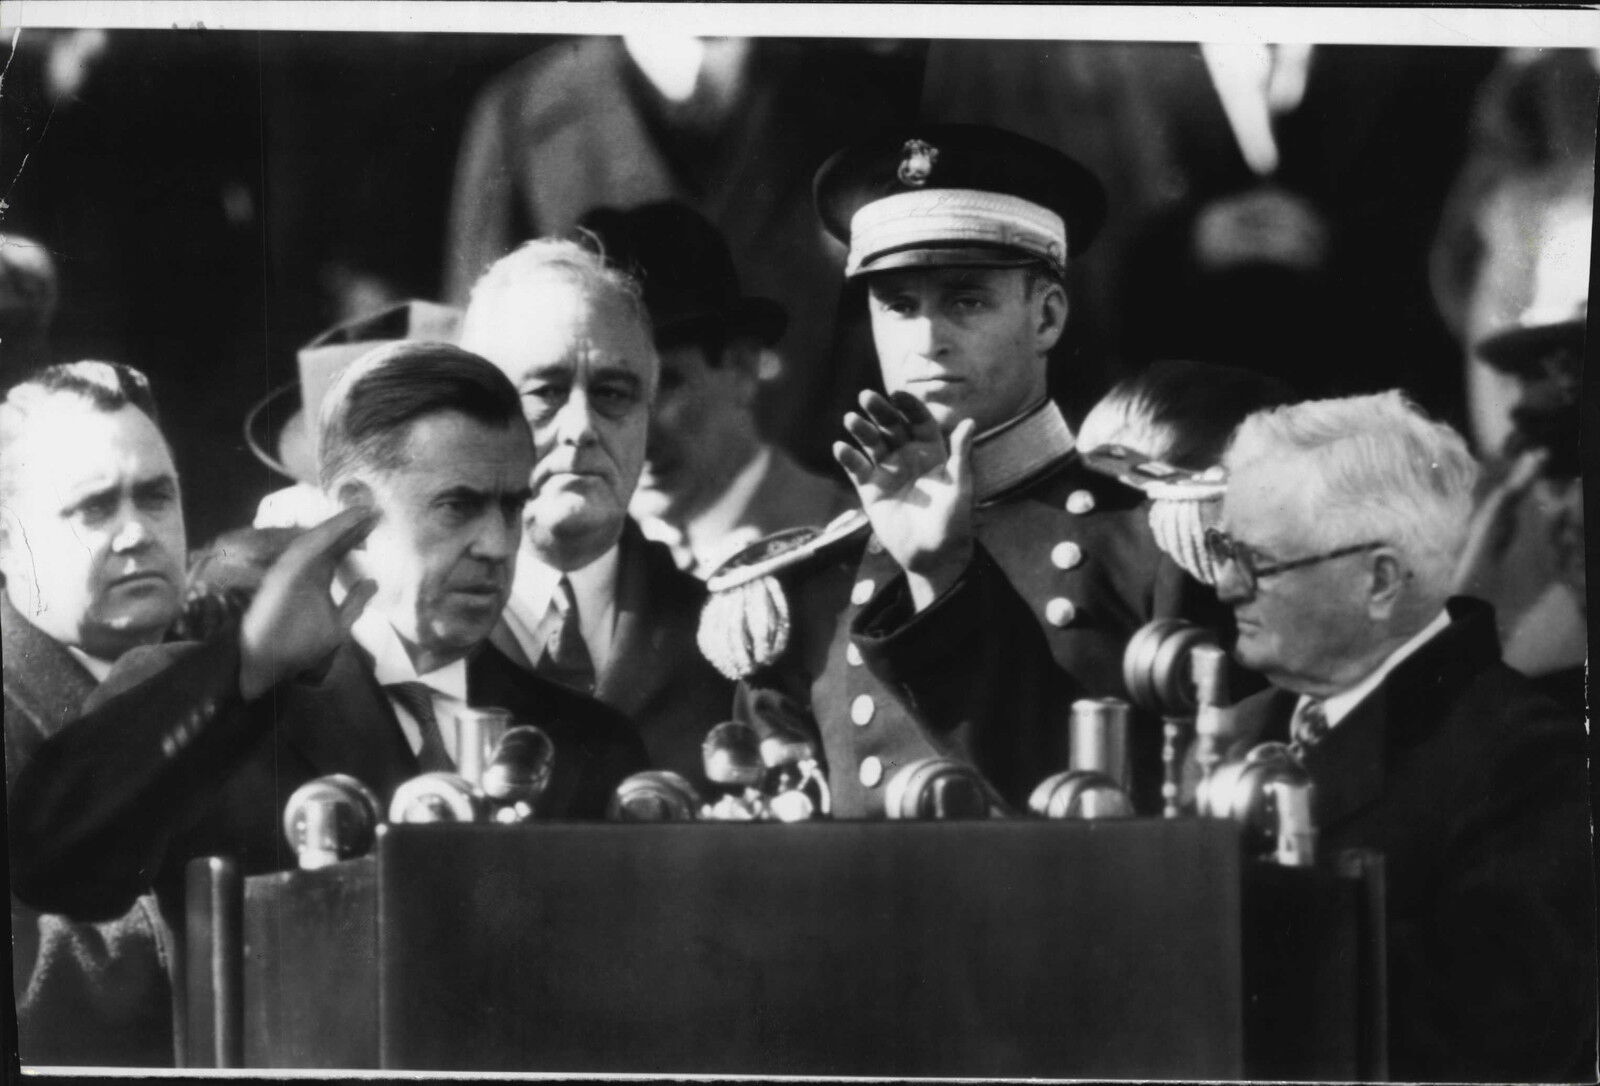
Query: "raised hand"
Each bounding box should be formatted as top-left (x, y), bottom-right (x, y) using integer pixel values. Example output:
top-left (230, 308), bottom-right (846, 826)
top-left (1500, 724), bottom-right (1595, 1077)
top-left (238, 506), bottom-right (379, 700)
top-left (834, 390), bottom-right (976, 611)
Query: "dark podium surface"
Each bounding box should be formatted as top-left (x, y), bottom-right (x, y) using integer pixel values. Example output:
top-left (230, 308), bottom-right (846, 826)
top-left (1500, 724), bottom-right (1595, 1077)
top-left (187, 819), bottom-right (1381, 1078)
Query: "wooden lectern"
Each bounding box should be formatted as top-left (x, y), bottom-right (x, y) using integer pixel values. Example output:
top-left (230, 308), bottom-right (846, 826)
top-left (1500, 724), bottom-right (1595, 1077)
top-left (186, 819), bottom-right (1385, 1078)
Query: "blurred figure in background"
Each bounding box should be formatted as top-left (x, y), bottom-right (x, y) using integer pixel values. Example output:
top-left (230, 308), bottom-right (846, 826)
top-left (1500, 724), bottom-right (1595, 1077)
top-left (1076, 359), bottom-right (1296, 471)
top-left (578, 201), bottom-right (855, 578)
top-left (1430, 47), bottom-right (1597, 455)
top-left (444, 36), bottom-right (925, 473)
top-left (1452, 210), bottom-right (1589, 715)
top-left (922, 41), bottom-right (1499, 424)
top-left (0, 235), bottom-right (59, 378)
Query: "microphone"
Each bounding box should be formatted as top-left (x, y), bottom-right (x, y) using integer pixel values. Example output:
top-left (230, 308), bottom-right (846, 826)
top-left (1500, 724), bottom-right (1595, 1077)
top-left (1123, 619), bottom-right (1225, 816)
top-left (480, 725), bottom-right (555, 823)
top-left (608, 770), bottom-right (703, 821)
top-left (1029, 698), bottom-right (1135, 819)
top-left (759, 731), bottom-right (832, 822)
top-left (454, 707), bottom-right (514, 787)
top-left (282, 775), bottom-right (383, 870)
top-left (1197, 741), bottom-right (1314, 863)
top-left (388, 772), bottom-right (485, 824)
top-left (883, 757), bottom-right (993, 820)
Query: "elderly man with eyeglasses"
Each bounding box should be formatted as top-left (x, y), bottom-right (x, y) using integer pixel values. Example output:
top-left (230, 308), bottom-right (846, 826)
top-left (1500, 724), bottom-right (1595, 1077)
top-left (1208, 390), bottom-right (1594, 1082)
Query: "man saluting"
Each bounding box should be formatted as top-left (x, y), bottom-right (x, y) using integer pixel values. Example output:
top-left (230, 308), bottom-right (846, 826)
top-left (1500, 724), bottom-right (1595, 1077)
top-left (715, 126), bottom-right (1209, 817)
top-left (10, 343), bottom-right (644, 927)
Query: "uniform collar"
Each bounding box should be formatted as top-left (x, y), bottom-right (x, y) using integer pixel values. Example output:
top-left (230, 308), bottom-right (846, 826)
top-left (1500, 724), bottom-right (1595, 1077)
top-left (971, 399), bottom-right (1076, 504)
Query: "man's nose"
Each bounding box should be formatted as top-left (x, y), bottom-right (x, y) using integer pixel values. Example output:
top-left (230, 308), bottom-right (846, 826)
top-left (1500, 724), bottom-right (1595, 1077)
top-left (554, 390), bottom-right (600, 447)
top-left (1213, 558), bottom-right (1251, 605)
top-left (906, 315), bottom-right (946, 358)
top-left (108, 509), bottom-right (153, 554)
top-left (471, 507), bottom-right (520, 561)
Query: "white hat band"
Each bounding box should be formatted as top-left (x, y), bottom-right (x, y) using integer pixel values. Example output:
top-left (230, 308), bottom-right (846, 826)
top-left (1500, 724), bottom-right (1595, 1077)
top-left (847, 189), bottom-right (1067, 276)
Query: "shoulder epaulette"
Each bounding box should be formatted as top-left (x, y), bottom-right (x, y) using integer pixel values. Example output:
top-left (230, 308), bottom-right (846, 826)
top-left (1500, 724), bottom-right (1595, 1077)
top-left (698, 510), bottom-right (870, 681)
top-left (1081, 445), bottom-right (1228, 585)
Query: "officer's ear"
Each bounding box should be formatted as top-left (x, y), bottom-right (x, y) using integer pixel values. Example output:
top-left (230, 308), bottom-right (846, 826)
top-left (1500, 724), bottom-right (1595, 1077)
top-left (1031, 274), bottom-right (1068, 353)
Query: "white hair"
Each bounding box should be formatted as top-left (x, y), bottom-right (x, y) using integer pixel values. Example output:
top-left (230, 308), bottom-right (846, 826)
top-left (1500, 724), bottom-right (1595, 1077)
top-left (1224, 391), bottom-right (1479, 602)
top-left (459, 237), bottom-right (650, 346)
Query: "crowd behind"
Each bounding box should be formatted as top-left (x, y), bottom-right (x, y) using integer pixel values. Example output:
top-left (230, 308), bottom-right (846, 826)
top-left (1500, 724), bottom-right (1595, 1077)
top-left (0, 33), bottom-right (1594, 1080)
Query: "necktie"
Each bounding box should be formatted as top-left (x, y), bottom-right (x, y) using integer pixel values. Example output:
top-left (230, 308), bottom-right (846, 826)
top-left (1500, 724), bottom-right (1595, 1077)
top-left (385, 681), bottom-right (455, 772)
top-left (1291, 699), bottom-right (1330, 748)
top-left (537, 577), bottom-right (597, 694)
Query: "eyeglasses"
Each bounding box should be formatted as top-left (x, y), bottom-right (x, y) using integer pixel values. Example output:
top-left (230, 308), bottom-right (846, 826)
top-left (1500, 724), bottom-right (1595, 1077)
top-left (1203, 528), bottom-right (1384, 593)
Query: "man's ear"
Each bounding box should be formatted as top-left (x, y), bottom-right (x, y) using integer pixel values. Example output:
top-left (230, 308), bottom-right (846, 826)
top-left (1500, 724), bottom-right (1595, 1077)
top-left (1034, 279), bottom-right (1069, 353)
top-left (1366, 549), bottom-right (1407, 619)
top-left (723, 337), bottom-right (764, 409)
top-left (332, 480), bottom-right (376, 548)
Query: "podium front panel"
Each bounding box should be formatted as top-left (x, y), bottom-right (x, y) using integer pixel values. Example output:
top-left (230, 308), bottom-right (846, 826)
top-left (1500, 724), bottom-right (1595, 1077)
top-left (377, 820), bottom-right (1250, 1076)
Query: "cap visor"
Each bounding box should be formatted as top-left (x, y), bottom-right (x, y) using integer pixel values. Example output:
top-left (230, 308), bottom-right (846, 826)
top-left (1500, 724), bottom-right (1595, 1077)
top-left (850, 245), bottom-right (1051, 279)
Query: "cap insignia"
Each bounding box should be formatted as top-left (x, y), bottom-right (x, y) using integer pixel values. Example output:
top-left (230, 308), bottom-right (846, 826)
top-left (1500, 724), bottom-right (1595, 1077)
top-left (898, 139), bottom-right (940, 187)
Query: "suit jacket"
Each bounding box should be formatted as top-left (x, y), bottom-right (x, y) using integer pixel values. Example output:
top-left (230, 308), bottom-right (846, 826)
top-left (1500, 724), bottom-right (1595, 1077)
top-left (739, 450), bottom-right (1212, 818)
top-left (1228, 597), bottom-right (1595, 1082)
top-left (2, 594), bottom-right (175, 1066)
top-left (493, 521), bottom-right (736, 790)
top-left (9, 630), bottom-right (647, 926)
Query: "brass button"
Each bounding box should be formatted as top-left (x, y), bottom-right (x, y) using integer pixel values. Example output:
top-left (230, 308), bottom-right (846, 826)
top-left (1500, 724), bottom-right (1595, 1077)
top-left (851, 579), bottom-right (876, 606)
top-left (867, 535), bottom-right (885, 555)
top-left (1051, 542), bottom-right (1083, 570)
top-left (851, 694), bottom-right (875, 726)
top-left (859, 755), bottom-right (884, 788)
top-left (846, 643), bottom-right (864, 667)
top-left (1045, 597), bottom-right (1077, 627)
top-left (1066, 489), bottom-right (1096, 515)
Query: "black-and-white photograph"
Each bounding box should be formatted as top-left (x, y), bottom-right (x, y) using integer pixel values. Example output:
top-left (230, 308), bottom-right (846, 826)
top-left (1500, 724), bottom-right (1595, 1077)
top-left (1, 2), bottom-right (1594, 1080)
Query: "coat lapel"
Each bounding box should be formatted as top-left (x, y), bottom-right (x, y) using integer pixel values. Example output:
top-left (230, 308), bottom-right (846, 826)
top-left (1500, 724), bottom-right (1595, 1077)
top-left (597, 524), bottom-right (659, 712)
top-left (274, 642), bottom-right (419, 785)
top-left (2, 594), bottom-right (101, 747)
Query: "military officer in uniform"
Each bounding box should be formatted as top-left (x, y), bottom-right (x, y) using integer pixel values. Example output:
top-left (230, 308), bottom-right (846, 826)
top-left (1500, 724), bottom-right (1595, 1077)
top-left (708, 125), bottom-right (1210, 818)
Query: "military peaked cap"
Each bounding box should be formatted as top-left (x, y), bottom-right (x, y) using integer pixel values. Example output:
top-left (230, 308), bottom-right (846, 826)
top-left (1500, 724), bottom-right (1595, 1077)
top-left (813, 123), bottom-right (1107, 279)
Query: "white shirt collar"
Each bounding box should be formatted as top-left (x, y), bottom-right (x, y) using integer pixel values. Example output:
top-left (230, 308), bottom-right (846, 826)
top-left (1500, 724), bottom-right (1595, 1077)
top-left (637, 444), bottom-right (774, 578)
top-left (350, 608), bottom-right (470, 702)
top-left (502, 538), bottom-right (621, 676)
top-left (66, 646), bottom-right (115, 683)
top-left (1298, 608), bottom-right (1451, 730)
top-left (350, 608), bottom-right (470, 762)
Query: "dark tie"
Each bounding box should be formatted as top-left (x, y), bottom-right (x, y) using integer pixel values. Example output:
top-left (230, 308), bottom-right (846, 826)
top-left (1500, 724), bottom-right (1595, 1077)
top-left (1291, 699), bottom-right (1330, 748)
top-left (536, 577), bottom-right (597, 694)
top-left (385, 681), bottom-right (455, 772)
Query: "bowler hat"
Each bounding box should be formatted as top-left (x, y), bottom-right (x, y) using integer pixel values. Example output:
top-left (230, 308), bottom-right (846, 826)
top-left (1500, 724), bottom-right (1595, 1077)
top-left (576, 201), bottom-right (787, 348)
top-left (814, 123), bottom-right (1107, 280)
top-left (244, 300), bottom-right (463, 483)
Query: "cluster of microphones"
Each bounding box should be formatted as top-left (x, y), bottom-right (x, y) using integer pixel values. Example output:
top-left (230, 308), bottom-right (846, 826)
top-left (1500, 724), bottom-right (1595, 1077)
top-left (282, 621), bottom-right (1317, 873)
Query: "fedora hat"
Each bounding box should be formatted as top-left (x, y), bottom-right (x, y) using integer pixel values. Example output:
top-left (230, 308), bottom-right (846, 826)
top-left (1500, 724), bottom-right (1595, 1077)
top-left (245, 300), bottom-right (463, 483)
top-left (575, 200), bottom-right (786, 348)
